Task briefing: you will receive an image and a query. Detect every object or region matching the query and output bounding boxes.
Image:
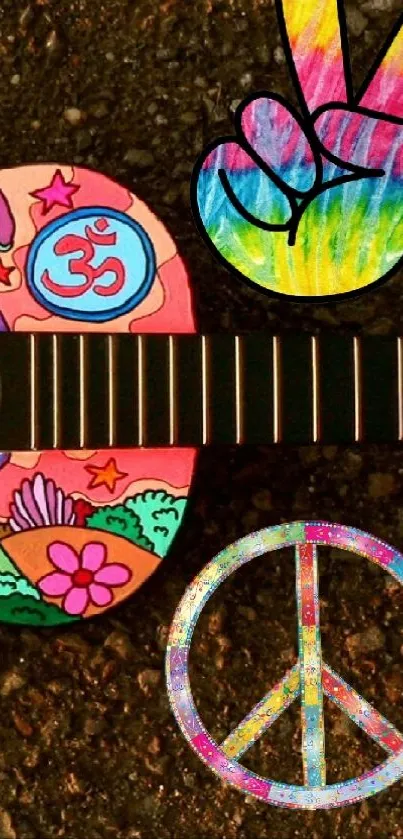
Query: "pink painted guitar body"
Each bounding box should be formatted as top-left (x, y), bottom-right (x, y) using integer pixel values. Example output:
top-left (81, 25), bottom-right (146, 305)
top-left (0, 164), bottom-right (196, 626)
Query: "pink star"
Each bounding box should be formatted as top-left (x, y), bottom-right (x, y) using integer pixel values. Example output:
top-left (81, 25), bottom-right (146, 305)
top-left (30, 169), bottom-right (80, 214)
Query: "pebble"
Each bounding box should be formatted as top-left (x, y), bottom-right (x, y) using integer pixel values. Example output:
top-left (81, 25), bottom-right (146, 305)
top-left (64, 107), bottom-right (84, 126)
top-left (0, 810), bottom-right (16, 839)
top-left (368, 472), bottom-right (396, 499)
top-left (273, 45), bottom-right (286, 64)
top-left (345, 6), bottom-right (368, 36)
top-left (238, 605), bottom-right (257, 621)
top-left (362, 0), bottom-right (399, 10)
top-left (89, 101), bottom-right (110, 119)
top-left (10, 75), bottom-right (20, 86)
top-left (137, 669), bottom-right (162, 694)
top-left (346, 625), bottom-right (386, 658)
top-left (11, 710), bottom-right (33, 738)
top-left (124, 148), bottom-right (155, 168)
top-left (252, 489), bottom-right (272, 511)
top-left (0, 669), bottom-right (25, 697)
top-left (104, 630), bottom-right (135, 660)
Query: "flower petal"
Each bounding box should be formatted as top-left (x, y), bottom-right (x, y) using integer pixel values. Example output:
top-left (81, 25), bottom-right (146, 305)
top-left (63, 586), bottom-right (89, 616)
top-left (48, 541), bottom-right (79, 574)
top-left (89, 583), bottom-right (113, 607)
top-left (38, 572), bottom-right (72, 597)
top-left (81, 541), bottom-right (106, 572)
top-left (94, 563), bottom-right (131, 587)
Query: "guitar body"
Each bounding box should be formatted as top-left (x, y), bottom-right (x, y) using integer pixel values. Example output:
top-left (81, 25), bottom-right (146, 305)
top-left (0, 164), bottom-right (197, 626)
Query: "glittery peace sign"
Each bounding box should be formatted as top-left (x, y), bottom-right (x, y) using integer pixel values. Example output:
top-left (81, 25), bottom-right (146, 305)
top-left (166, 522), bottom-right (403, 809)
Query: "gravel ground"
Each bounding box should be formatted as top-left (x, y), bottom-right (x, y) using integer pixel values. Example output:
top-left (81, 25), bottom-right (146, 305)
top-left (0, 1), bottom-right (403, 837)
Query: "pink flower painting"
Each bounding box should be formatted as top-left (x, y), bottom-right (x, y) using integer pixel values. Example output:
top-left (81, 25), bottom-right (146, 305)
top-left (38, 540), bottom-right (132, 616)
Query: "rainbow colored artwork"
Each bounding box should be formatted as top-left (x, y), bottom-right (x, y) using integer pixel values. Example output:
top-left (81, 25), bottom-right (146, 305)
top-left (0, 164), bottom-right (197, 625)
top-left (192, 1), bottom-right (403, 300)
top-left (166, 522), bottom-right (403, 809)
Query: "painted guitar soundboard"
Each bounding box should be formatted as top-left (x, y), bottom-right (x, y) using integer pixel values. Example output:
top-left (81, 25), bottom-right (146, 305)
top-left (0, 164), bottom-right (197, 626)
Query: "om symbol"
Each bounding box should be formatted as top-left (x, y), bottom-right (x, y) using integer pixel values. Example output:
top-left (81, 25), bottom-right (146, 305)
top-left (27, 207), bottom-right (156, 323)
top-left (42, 218), bottom-right (126, 299)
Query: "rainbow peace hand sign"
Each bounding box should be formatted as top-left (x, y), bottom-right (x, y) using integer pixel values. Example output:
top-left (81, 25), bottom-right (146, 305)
top-left (192, 1), bottom-right (403, 300)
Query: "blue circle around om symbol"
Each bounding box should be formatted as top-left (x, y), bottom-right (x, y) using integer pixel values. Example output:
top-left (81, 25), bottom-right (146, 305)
top-left (26, 207), bottom-right (156, 322)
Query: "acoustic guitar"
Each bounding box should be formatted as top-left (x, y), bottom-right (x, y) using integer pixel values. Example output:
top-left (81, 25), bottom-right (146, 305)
top-left (0, 164), bottom-right (401, 628)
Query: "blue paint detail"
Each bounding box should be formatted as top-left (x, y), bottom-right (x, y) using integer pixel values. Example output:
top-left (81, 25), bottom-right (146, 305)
top-left (26, 207), bottom-right (156, 323)
top-left (0, 452), bottom-right (10, 469)
top-left (387, 555), bottom-right (403, 582)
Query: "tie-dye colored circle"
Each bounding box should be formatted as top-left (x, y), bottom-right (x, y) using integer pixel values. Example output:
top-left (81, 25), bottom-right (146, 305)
top-left (0, 164), bottom-right (197, 626)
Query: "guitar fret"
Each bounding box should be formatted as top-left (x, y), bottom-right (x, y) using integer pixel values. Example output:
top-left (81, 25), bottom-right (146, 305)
top-left (79, 334), bottom-right (87, 448)
top-left (169, 335), bottom-right (177, 447)
top-left (398, 337), bottom-right (403, 442)
top-left (353, 336), bottom-right (362, 443)
top-left (0, 333), bottom-right (403, 450)
top-left (201, 335), bottom-right (210, 446)
top-left (107, 334), bottom-right (116, 448)
top-left (273, 335), bottom-right (281, 444)
top-left (52, 334), bottom-right (60, 449)
top-left (30, 333), bottom-right (38, 451)
top-left (311, 335), bottom-right (320, 444)
top-left (235, 335), bottom-right (243, 445)
top-left (137, 334), bottom-right (145, 447)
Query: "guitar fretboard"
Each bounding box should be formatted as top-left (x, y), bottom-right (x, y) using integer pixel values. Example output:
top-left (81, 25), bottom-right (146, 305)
top-left (0, 333), bottom-right (402, 450)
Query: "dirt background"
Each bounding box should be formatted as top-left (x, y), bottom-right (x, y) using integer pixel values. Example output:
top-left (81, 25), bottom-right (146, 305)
top-left (0, 0), bottom-right (403, 837)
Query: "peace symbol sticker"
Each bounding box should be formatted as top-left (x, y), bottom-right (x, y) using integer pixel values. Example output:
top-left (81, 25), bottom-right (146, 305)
top-left (166, 522), bottom-right (403, 809)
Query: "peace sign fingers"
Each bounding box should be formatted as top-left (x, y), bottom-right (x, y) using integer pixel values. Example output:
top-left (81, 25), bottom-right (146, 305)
top-left (275, 0), bottom-right (351, 115)
top-left (358, 15), bottom-right (403, 119)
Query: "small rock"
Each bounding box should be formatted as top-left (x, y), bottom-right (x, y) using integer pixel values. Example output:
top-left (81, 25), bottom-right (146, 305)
top-left (368, 472), bottom-right (396, 499)
top-left (323, 446), bottom-right (338, 461)
top-left (0, 809), bottom-right (16, 839)
top-left (240, 71), bottom-right (253, 88)
top-left (346, 625), bottom-right (385, 658)
top-left (156, 624), bottom-right (169, 651)
top-left (76, 129), bottom-right (93, 151)
top-left (345, 6), bottom-right (368, 36)
top-left (147, 736), bottom-right (161, 755)
top-left (89, 101), bottom-right (110, 119)
top-left (104, 630), bottom-right (135, 660)
top-left (362, 0), bottom-right (398, 11)
top-left (241, 510), bottom-right (259, 530)
top-left (10, 74), bottom-right (20, 86)
top-left (64, 107), bottom-right (83, 126)
top-left (180, 111), bottom-right (198, 126)
top-left (124, 148), bottom-right (155, 168)
top-left (45, 30), bottom-right (60, 54)
top-left (273, 45), bottom-right (286, 64)
top-left (137, 669), bottom-right (161, 694)
top-left (343, 451), bottom-right (363, 478)
top-left (19, 7), bottom-right (33, 27)
top-left (207, 608), bottom-right (225, 634)
top-left (382, 670), bottom-right (403, 704)
top-left (0, 669), bottom-right (25, 697)
top-left (238, 605), bottom-right (256, 621)
top-left (11, 710), bottom-right (33, 738)
top-left (252, 489), bottom-right (272, 511)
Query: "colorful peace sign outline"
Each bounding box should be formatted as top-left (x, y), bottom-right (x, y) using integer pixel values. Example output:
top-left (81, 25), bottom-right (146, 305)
top-left (166, 522), bottom-right (403, 809)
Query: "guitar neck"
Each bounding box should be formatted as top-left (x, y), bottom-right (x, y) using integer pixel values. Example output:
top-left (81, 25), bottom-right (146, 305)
top-left (0, 332), bottom-right (402, 450)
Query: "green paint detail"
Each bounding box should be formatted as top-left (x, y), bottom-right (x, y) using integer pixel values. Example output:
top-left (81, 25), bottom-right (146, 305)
top-left (0, 573), bottom-right (40, 600)
top-left (87, 504), bottom-right (155, 552)
top-left (0, 593), bottom-right (78, 627)
top-left (125, 490), bottom-right (188, 558)
top-left (0, 542), bottom-right (20, 576)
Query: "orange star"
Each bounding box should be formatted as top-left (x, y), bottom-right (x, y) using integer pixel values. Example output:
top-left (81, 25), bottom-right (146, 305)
top-left (85, 457), bottom-right (128, 493)
top-left (0, 260), bottom-right (14, 286)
